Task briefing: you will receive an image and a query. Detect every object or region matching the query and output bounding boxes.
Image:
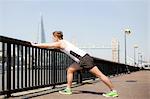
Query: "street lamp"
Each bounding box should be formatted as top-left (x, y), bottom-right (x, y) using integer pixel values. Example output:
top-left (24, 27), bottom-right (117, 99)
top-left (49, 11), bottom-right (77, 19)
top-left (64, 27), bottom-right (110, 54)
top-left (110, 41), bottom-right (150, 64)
top-left (124, 28), bottom-right (131, 73)
top-left (133, 44), bottom-right (138, 66)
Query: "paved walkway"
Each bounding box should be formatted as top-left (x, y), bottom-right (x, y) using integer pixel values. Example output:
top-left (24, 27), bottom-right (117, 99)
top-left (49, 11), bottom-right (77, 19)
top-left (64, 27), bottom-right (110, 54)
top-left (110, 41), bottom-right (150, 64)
top-left (10, 70), bottom-right (150, 99)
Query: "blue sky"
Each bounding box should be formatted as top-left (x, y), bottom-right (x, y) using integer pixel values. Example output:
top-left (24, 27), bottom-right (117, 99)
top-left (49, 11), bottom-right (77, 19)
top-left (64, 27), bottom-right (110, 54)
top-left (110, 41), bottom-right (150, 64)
top-left (0, 0), bottom-right (149, 63)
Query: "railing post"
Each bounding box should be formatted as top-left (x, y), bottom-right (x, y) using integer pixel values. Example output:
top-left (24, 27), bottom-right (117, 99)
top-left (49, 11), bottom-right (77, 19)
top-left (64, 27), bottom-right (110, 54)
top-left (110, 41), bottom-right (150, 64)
top-left (51, 51), bottom-right (56, 89)
top-left (2, 43), bottom-right (5, 92)
top-left (7, 43), bottom-right (11, 97)
top-left (77, 70), bottom-right (82, 84)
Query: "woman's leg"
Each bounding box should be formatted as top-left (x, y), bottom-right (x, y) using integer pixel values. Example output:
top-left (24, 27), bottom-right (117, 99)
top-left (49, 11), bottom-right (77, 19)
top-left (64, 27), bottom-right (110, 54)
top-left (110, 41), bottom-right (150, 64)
top-left (89, 66), bottom-right (114, 91)
top-left (67, 62), bottom-right (82, 88)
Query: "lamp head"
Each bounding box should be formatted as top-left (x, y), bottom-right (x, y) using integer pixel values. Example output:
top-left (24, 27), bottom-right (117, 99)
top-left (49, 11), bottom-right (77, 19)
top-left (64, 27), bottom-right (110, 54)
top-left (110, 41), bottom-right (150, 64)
top-left (134, 44), bottom-right (138, 48)
top-left (125, 29), bottom-right (131, 35)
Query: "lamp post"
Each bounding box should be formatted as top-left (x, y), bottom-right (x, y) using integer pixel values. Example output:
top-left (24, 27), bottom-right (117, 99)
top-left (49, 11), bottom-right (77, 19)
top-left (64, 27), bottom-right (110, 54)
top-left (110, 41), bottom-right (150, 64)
top-left (133, 44), bottom-right (138, 66)
top-left (124, 28), bottom-right (131, 73)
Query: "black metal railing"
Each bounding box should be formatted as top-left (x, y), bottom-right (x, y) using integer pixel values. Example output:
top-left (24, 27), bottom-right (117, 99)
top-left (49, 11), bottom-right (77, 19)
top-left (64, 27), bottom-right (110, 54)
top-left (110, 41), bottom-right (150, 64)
top-left (0, 35), bottom-right (140, 97)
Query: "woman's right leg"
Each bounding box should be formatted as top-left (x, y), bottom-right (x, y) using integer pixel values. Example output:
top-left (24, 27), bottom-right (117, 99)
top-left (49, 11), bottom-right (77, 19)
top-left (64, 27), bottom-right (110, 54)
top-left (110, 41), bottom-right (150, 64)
top-left (67, 62), bottom-right (82, 88)
top-left (59, 62), bottom-right (82, 94)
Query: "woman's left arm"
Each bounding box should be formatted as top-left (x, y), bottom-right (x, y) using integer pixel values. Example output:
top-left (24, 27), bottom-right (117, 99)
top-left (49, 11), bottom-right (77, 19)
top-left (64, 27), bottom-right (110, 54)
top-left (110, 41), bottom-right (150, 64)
top-left (31, 42), bottom-right (62, 49)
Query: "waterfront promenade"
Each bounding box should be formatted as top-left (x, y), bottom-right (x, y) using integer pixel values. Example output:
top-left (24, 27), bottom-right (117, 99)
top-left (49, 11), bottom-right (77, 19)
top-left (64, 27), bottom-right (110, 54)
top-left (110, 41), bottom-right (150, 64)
top-left (8, 70), bottom-right (150, 99)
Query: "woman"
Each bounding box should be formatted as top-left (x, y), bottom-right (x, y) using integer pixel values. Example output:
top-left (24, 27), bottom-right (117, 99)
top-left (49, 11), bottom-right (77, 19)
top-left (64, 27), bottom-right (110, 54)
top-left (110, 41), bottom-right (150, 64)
top-left (31, 31), bottom-right (118, 97)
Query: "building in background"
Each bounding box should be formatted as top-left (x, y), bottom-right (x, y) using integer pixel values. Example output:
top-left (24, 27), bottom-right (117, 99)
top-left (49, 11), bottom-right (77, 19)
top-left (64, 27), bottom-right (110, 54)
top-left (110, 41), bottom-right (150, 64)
top-left (111, 38), bottom-right (120, 63)
top-left (37, 15), bottom-right (46, 43)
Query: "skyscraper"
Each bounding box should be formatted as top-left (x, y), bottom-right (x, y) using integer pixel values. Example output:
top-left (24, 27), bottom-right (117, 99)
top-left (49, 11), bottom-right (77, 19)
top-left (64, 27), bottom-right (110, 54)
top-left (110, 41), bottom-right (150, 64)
top-left (41, 15), bottom-right (46, 43)
top-left (38, 15), bottom-right (46, 43)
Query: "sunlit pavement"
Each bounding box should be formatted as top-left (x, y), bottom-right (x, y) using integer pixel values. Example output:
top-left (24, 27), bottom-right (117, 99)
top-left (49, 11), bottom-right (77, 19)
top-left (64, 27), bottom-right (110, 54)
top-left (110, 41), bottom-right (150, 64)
top-left (9, 70), bottom-right (150, 99)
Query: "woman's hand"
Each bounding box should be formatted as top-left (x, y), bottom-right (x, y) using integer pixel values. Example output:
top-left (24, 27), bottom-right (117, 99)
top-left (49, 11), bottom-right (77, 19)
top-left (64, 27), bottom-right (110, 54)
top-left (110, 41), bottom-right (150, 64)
top-left (30, 42), bottom-right (37, 46)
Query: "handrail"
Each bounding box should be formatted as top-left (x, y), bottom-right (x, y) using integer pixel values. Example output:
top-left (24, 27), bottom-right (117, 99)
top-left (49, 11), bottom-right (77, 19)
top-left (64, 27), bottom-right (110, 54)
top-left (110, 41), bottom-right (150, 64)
top-left (0, 35), bottom-right (140, 97)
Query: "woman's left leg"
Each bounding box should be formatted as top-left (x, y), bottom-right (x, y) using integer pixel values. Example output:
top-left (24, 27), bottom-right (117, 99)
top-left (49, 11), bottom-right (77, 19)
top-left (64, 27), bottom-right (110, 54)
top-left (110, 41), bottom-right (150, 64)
top-left (89, 66), bottom-right (118, 97)
top-left (89, 66), bottom-right (114, 91)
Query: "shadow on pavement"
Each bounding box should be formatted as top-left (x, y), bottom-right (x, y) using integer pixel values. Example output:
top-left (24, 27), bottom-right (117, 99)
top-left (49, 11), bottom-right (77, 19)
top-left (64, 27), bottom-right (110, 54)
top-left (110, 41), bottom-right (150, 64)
top-left (73, 90), bottom-right (105, 95)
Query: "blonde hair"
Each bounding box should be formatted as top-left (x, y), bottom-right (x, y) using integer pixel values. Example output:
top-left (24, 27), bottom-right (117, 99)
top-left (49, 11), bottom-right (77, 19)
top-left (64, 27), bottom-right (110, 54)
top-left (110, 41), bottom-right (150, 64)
top-left (53, 31), bottom-right (63, 40)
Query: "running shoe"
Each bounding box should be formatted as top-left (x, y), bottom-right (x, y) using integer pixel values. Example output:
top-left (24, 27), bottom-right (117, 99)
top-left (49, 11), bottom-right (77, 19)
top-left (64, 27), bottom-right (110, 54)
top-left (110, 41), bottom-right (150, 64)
top-left (59, 88), bottom-right (72, 95)
top-left (102, 90), bottom-right (118, 97)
